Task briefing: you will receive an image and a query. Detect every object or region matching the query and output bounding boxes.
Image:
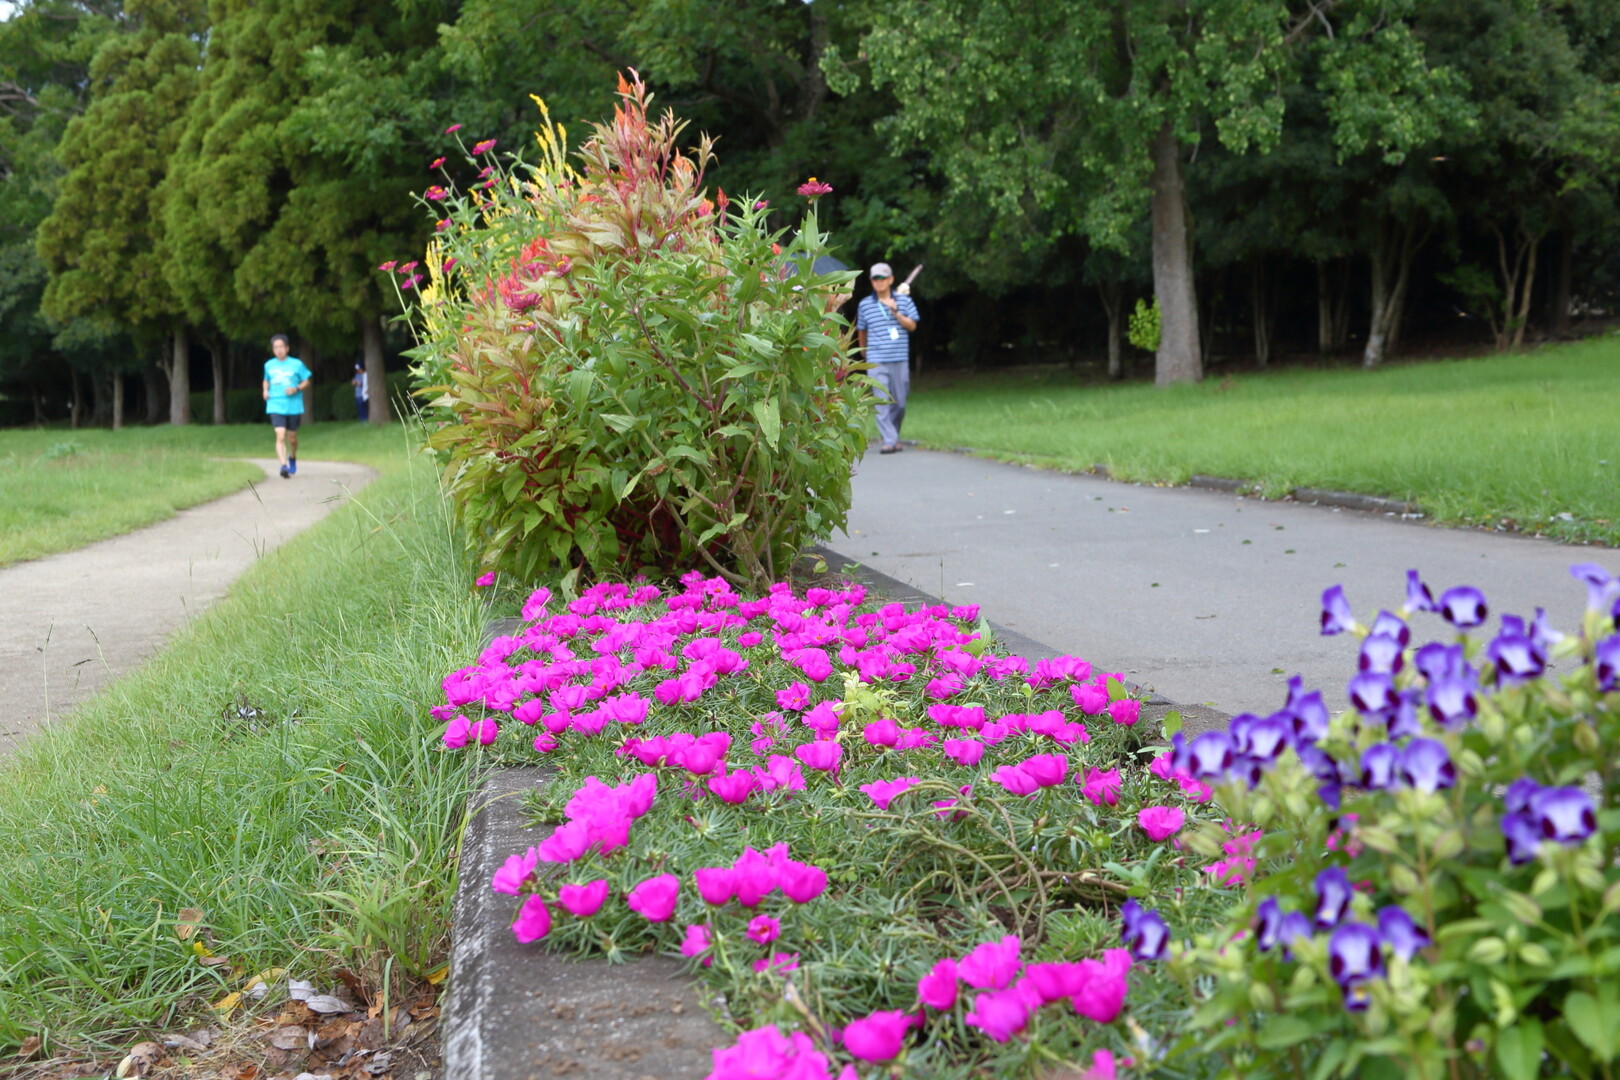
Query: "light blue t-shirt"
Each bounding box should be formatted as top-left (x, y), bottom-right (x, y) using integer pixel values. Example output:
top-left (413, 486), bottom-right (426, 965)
top-left (264, 357), bottom-right (312, 415)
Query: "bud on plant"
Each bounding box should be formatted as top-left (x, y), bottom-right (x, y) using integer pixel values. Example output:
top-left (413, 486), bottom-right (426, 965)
top-left (1532, 867), bottom-right (1559, 897)
top-left (1356, 825), bottom-right (1399, 853)
top-left (1574, 859), bottom-right (1606, 893)
top-left (1431, 829), bottom-right (1465, 861)
top-left (1498, 890), bottom-right (1541, 925)
top-left (1602, 879), bottom-right (1620, 917)
top-left (1389, 863), bottom-right (1420, 895)
top-left (1574, 721), bottom-right (1600, 755)
top-left (1516, 942), bottom-right (1552, 967)
top-left (1248, 982), bottom-right (1276, 1012)
top-left (1467, 937), bottom-right (1508, 965)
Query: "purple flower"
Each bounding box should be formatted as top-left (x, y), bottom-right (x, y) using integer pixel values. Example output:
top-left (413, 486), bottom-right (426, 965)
top-left (1313, 866), bottom-right (1353, 929)
top-left (1328, 921), bottom-right (1385, 1008)
top-left (1370, 610), bottom-right (1411, 647)
top-left (1595, 634), bottom-right (1620, 692)
top-left (1359, 634), bottom-right (1404, 676)
top-left (1277, 911), bottom-right (1314, 957)
top-left (1120, 899), bottom-right (1170, 961)
top-left (1405, 570), bottom-right (1436, 613)
top-left (1570, 563), bottom-right (1619, 612)
top-left (1321, 585), bottom-right (1354, 636)
top-left (1426, 675), bottom-right (1478, 728)
top-left (1347, 672), bottom-right (1398, 717)
top-left (1376, 906), bottom-right (1430, 961)
top-left (1529, 608), bottom-right (1564, 650)
top-left (1359, 743), bottom-right (1401, 790)
top-left (1414, 642), bottom-right (1465, 683)
top-left (1504, 777), bottom-right (1541, 814)
top-left (1438, 586), bottom-right (1488, 629)
top-left (1399, 737), bottom-right (1455, 793)
top-left (1530, 786), bottom-right (1597, 845)
top-left (1185, 731), bottom-right (1237, 779)
top-left (1284, 676), bottom-right (1329, 743)
top-left (1254, 897), bottom-right (1284, 952)
top-left (1501, 810), bottom-right (1543, 864)
top-left (1387, 690), bottom-right (1425, 740)
top-left (1486, 632), bottom-right (1544, 686)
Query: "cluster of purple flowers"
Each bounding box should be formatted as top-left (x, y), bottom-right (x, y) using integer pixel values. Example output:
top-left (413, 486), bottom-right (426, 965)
top-left (1499, 779), bottom-right (1598, 864)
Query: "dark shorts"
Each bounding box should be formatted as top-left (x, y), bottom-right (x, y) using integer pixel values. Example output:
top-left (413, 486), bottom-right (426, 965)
top-left (269, 413), bottom-right (303, 431)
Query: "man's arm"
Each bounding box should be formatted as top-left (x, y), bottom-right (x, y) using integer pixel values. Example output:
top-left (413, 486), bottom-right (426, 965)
top-left (858, 329), bottom-right (867, 353)
top-left (262, 378), bottom-right (271, 401)
top-left (884, 297), bottom-right (918, 332)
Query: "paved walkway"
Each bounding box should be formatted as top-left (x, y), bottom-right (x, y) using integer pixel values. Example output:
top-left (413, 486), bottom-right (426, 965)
top-left (830, 448), bottom-right (1613, 717)
top-left (0, 458), bottom-right (375, 756)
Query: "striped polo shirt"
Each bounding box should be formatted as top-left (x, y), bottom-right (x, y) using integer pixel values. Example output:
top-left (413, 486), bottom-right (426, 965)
top-left (857, 294), bottom-right (919, 365)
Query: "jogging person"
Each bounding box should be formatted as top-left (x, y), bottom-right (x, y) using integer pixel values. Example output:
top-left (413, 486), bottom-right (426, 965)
top-left (855, 262), bottom-right (919, 454)
top-left (262, 334), bottom-right (311, 479)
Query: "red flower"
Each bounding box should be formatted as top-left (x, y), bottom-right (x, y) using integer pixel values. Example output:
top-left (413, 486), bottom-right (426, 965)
top-left (445, 123), bottom-right (462, 134)
top-left (429, 156), bottom-right (445, 169)
top-left (796, 177), bottom-right (833, 198)
top-left (377, 260), bottom-right (397, 272)
top-left (435, 219), bottom-right (451, 232)
top-left (472, 138), bottom-right (497, 154)
top-left (399, 261), bottom-right (419, 273)
top-left (425, 186), bottom-right (448, 201)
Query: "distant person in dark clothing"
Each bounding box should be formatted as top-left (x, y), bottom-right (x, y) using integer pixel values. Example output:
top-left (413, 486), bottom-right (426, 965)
top-left (352, 363), bottom-right (369, 421)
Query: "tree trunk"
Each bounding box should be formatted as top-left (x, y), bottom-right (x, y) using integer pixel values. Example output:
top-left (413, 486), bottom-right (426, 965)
top-left (1331, 263), bottom-right (1351, 350)
top-left (1492, 218), bottom-right (1542, 353)
top-left (1251, 260), bottom-right (1271, 368)
top-left (1363, 219), bottom-right (1426, 369)
top-left (209, 335), bottom-right (226, 424)
top-left (169, 328), bottom-right (191, 424)
top-left (91, 374), bottom-right (110, 426)
top-left (1317, 260), bottom-right (1351, 355)
top-left (143, 363), bottom-right (166, 424)
top-left (1098, 281), bottom-right (1124, 380)
top-left (112, 373), bottom-right (124, 431)
top-left (363, 314), bottom-right (388, 425)
top-left (70, 370), bottom-right (83, 430)
top-left (31, 384), bottom-right (45, 426)
top-left (1150, 123), bottom-right (1201, 385)
top-left (1550, 229), bottom-right (1573, 339)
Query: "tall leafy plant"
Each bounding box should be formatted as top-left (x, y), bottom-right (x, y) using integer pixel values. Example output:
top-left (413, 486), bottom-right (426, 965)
top-left (405, 74), bottom-right (870, 588)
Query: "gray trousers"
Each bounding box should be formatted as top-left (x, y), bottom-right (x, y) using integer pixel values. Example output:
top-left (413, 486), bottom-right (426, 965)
top-left (872, 360), bottom-right (910, 447)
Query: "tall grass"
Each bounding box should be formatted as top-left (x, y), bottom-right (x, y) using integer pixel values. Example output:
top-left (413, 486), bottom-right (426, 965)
top-left (904, 337), bottom-right (1620, 545)
top-left (0, 442), bottom-right (483, 1057)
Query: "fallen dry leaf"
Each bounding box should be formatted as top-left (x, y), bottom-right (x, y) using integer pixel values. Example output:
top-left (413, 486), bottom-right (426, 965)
top-left (287, 978), bottom-right (318, 1001)
top-left (113, 1040), bottom-right (165, 1077)
top-left (211, 991), bottom-right (242, 1014)
top-left (268, 1025), bottom-right (313, 1052)
top-left (301, 995), bottom-right (351, 1015)
top-left (14, 1034), bottom-right (41, 1058)
top-left (175, 908), bottom-right (205, 941)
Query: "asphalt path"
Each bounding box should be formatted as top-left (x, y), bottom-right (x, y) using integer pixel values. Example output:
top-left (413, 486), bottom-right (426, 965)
top-left (0, 458), bottom-right (375, 757)
top-left (829, 447), bottom-right (1613, 717)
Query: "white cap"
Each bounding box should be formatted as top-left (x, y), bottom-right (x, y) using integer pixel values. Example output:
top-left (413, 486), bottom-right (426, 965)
top-left (869, 262), bottom-right (893, 279)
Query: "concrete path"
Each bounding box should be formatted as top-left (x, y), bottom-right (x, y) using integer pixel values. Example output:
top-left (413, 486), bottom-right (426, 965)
top-left (830, 448), bottom-right (1615, 717)
top-left (0, 458), bottom-right (375, 756)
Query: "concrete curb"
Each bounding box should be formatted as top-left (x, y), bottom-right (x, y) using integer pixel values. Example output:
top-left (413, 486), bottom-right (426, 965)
top-left (929, 443), bottom-right (1421, 519)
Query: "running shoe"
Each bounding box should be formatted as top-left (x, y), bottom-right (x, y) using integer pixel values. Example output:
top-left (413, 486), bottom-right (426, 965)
top-left (280, 465), bottom-right (290, 479)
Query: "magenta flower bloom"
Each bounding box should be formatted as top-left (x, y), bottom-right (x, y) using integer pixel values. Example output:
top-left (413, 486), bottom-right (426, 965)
top-left (964, 986), bottom-right (1035, 1042)
top-left (694, 867), bottom-right (737, 906)
top-left (918, 957), bottom-right (958, 1009)
top-left (752, 951), bottom-right (800, 974)
top-left (558, 879), bottom-right (609, 918)
top-left (732, 847), bottom-right (778, 907)
top-left (1083, 1049), bottom-right (1118, 1080)
top-left (511, 894), bottom-right (551, 943)
top-left (1137, 806), bottom-right (1184, 841)
top-left (442, 714), bottom-right (472, 748)
top-left (1019, 753), bottom-right (1069, 787)
top-left (679, 922), bottom-right (713, 967)
top-left (424, 185), bottom-right (447, 201)
top-left (1070, 948), bottom-right (1132, 1022)
top-left (1070, 682), bottom-right (1109, 714)
top-left (429, 155), bottom-right (445, 169)
top-left (842, 1009), bottom-right (912, 1062)
top-left (746, 914), bottom-right (782, 945)
top-left (862, 718), bottom-right (900, 746)
top-left (474, 571), bottom-right (496, 587)
top-left (491, 847), bottom-right (539, 895)
top-left (445, 122), bottom-right (462, 134)
top-left (778, 860), bottom-right (828, 903)
top-left (776, 682), bottom-right (811, 710)
top-left (860, 776), bottom-right (920, 810)
top-left (958, 934), bottom-right (1021, 990)
top-left (1321, 584), bottom-right (1354, 635)
top-left (469, 717), bottom-right (498, 745)
top-left (990, 764), bottom-right (1040, 796)
top-left (472, 138), bottom-right (497, 154)
top-left (627, 873), bottom-right (680, 921)
top-left (521, 586), bottom-right (552, 621)
top-left (797, 177), bottom-right (833, 197)
top-left (1081, 766), bottom-right (1122, 806)
top-left (793, 739), bottom-right (841, 772)
top-left (708, 771), bottom-right (759, 805)
top-left (942, 738), bottom-right (984, 766)
top-left (1108, 698), bottom-right (1141, 726)
top-left (377, 260), bottom-right (397, 272)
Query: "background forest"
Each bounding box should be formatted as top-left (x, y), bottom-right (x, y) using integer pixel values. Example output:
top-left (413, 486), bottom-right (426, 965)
top-left (1, 0), bottom-right (1618, 427)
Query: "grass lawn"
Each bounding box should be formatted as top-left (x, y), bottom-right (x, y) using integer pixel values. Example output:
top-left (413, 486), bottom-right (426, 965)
top-left (0, 426), bottom-right (485, 1063)
top-left (0, 421), bottom-right (412, 567)
top-left (904, 336), bottom-right (1620, 547)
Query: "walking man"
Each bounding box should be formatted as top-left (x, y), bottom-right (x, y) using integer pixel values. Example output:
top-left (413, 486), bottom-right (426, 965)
top-left (262, 334), bottom-right (311, 479)
top-left (352, 362), bottom-right (369, 421)
top-left (855, 262), bottom-right (919, 454)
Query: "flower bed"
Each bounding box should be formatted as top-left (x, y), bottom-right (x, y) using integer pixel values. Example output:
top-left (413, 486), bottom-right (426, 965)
top-left (436, 560), bottom-right (1620, 1080)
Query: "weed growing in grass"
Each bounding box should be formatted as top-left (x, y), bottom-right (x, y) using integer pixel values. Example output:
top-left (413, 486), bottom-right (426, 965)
top-left (0, 446), bottom-right (483, 1059)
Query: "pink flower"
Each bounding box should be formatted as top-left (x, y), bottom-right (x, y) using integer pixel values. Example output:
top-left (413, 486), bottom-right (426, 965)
top-left (1138, 806), bottom-right (1185, 842)
top-left (1084, 1049), bottom-right (1118, 1080)
top-left (842, 1009), bottom-right (913, 1062)
top-left (435, 218), bottom-right (451, 232)
top-left (1070, 683), bottom-right (1109, 714)
top-left (776, 682), bottom-right (811, 711)
top-left (377, 260), bottom-right (397, 272)
top-left (1082, 767), bottom-right (1122, 806)
top-left (536, 819), bottom-right (591, 863)
top-left (558, 879), bottom-right (609, 918)
top-left (694, 866), bottom-right (737, 906)
top-left (521, 586), bottom-right (552, 621)
top-left (627, 873), bottom-right (680, 922)
top-left (708, 770), bottom-right (759, 805)
top-left (752, 951), bottom-right (800, 974)
top-left (472, 138), bottom-right (497, 154)
top-left (793, 740), bottom-right (841, 772)
top-left (443, 257), bottom-right (457, 271)
top-left (442, 714), bottom-right (472, 748)
top-left (778, 859), bottom-right (828, 903)
top-left (1070, 948), bottom-right (1132, 1022)
top-left (860, 776), bottom-right (920, 810)
top-left (474, 571), bottom-right (496, 587)
top-left (862, 718), bottom-right (900, 747)
top-left (491, 847), bottom-right (538, 895)
top-left (797, 177), bottom-right (834, 198)
top-left (429, 156), bottom-right (445, 169)
top-left (931, 783), bottom-right (972, 820)
top-left (943, 738), bottom-right (985, 766)
top-left (964, 985), bottom-right (1035, 1042)
top-left (445, 122), bottom-right (462, 134)
top-left (918, 957), bottom-right (958, 1009)
top-left (511, 894), bottom-right (550, 943)
top-left (990, 764), bottom-right (1039, 796)
top-left (746, 915), bottom-right (781, 944)
top-left (1208, 827), bottom-right (1263, 886)
top-left (531, 732), bottom-right (557, 753)
top-left (399, 260), bottom-right (419, 273)
top-left (958, 934), bottom-right (1021, 990)
top-left (1020, 752), bottom-right (1069, 787)
top-left (732, 847), bottom-right (778, 907)
top-left (1022, 961), bottom-right (1089, 1004)
top-left (1109, 698), bottom-right (1142, 726)
top-left (425, 185), bottom-right (447, 201)
top-left (400, 274), bottom-right (423, 291)
top-left (470, 717), bottom-right (498, 745)
top-left (679, 922), bottom-right (713, 967)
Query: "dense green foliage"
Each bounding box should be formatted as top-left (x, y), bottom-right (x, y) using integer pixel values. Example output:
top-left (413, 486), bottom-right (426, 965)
top-left (410, 78), bottom-right (871, 587)
top-left (3, 0), bottom-right (1620, 425)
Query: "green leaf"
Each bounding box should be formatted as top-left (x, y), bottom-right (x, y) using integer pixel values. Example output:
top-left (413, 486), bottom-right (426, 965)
top-left (600, 412), bottom-right (637, 434)
top-left (1309, 1038), bottom-right (1349, 1080)
top-left (1496, 1017), bottom-right (1545, 1080)
top-left (567, 368), bottom-right (594, 408)
top-left (1106, 675), bottom-right (1127, 702)
top-left (1162, 710), bottom-right (1183, 738)
top-left (1255, 1014), bottom-right (1317, 1050)
top-left (1566, 988), bottom-right (1618, 1062)
top-left (752, 396), bottom-right (781, 449)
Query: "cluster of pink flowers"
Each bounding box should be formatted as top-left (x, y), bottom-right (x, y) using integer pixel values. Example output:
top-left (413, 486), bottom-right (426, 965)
top-left (919, 934), bottom-right (1133, 1045)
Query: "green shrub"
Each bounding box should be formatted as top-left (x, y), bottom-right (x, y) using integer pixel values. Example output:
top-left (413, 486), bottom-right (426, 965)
top-left (403, 75), bottom-right (870, 588)
top-left (1127, 297), bottom-right (1161, 353)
